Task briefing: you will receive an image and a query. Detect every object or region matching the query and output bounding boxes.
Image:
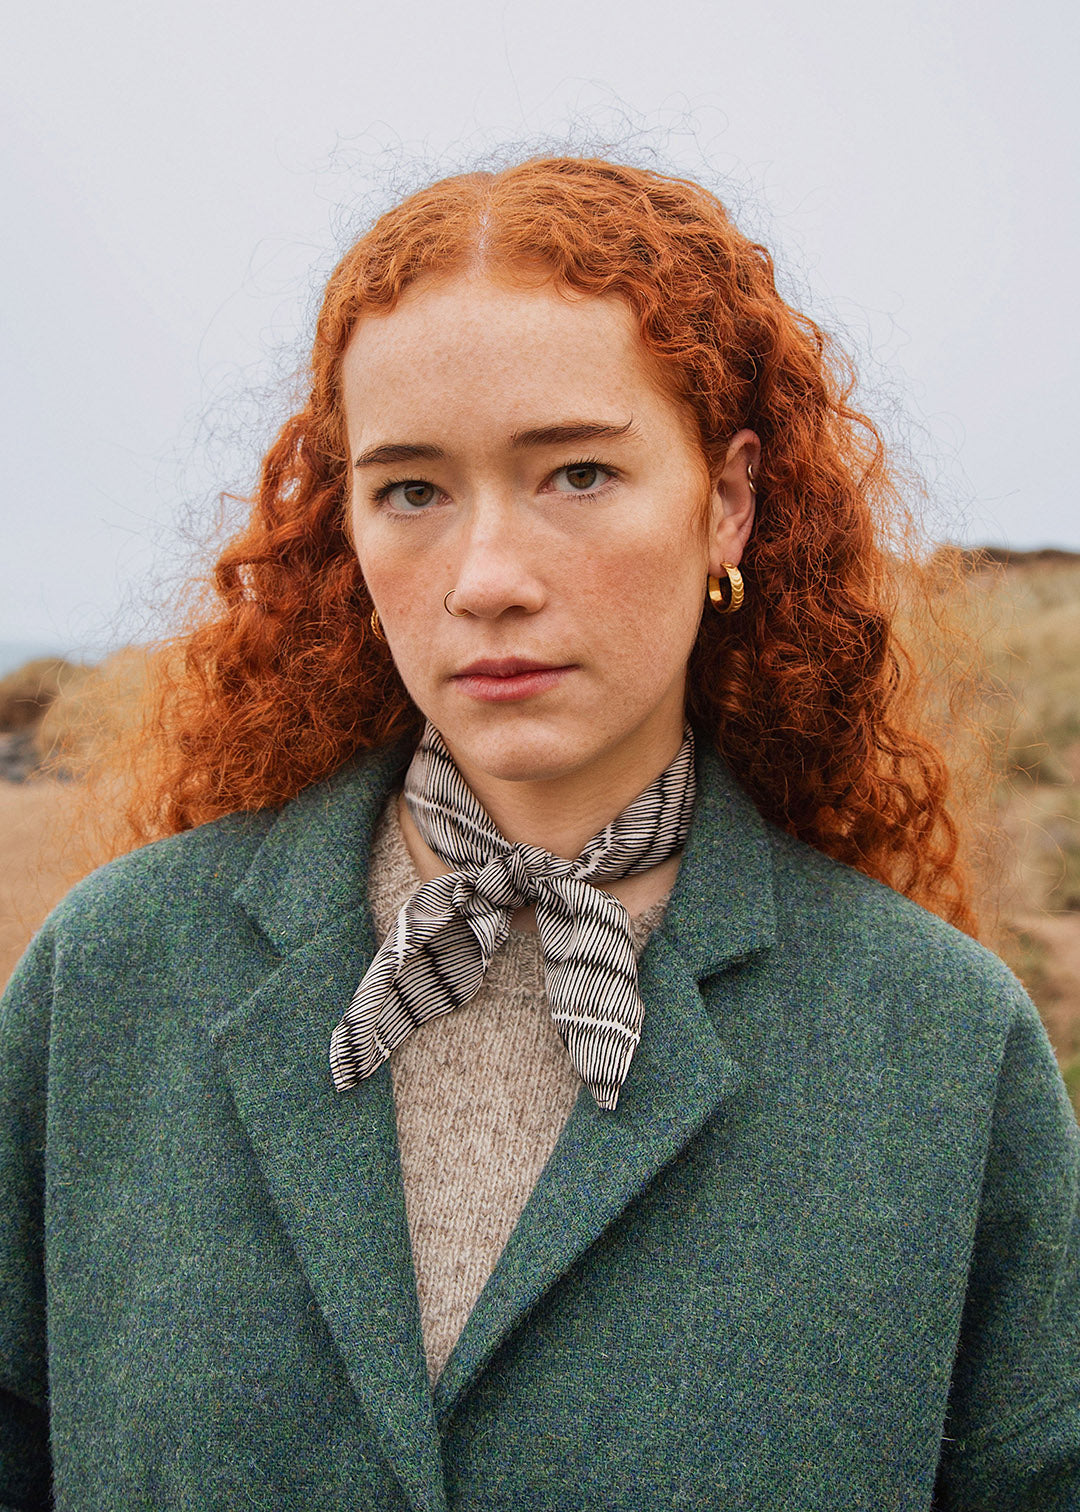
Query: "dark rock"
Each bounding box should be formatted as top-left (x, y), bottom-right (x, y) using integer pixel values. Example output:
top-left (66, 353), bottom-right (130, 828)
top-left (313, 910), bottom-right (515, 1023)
top-left (0, 730), bottom-right (44, 783)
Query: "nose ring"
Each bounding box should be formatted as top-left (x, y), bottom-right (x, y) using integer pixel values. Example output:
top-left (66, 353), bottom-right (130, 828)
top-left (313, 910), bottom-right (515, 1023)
top-left (444, 590), bottom-right (462, 617)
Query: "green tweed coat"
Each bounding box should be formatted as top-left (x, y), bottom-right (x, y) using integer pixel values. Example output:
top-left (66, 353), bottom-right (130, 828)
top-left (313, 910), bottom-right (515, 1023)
top-left (2, 738), bottom-right (1080, 1510)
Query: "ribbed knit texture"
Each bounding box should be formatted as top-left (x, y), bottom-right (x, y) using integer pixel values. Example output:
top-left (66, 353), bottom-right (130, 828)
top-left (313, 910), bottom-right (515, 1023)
top-left (369, 793), bottom-right (671, 1382)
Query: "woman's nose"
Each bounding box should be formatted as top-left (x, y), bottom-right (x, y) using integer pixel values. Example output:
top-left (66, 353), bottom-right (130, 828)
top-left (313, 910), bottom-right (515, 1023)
top-left (448, 505), bottom-right (546, 619)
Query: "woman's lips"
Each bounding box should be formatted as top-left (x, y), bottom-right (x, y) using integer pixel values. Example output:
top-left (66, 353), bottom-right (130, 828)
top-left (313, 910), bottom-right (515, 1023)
top-left (451, 659), bottom-right (574, 703)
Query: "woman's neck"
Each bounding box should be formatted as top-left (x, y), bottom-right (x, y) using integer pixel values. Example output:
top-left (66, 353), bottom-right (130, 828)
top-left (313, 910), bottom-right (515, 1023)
top-left (395, 717), bottom-right (690, 929)
top-left (443, 721), bottom-right (688, 860)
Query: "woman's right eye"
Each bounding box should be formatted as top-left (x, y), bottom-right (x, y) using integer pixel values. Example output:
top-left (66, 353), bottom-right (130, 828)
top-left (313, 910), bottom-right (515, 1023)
top-left (378, 480), bottom-right (438, 512)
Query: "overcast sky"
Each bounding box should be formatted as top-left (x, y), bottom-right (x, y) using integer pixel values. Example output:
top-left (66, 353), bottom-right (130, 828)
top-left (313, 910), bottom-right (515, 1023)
top-left (2, 0), bottom-right (1076, 657)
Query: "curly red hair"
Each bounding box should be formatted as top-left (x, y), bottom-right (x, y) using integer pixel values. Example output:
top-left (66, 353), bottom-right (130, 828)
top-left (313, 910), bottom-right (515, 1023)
top-left (122, 157), bottom-right (976, 930)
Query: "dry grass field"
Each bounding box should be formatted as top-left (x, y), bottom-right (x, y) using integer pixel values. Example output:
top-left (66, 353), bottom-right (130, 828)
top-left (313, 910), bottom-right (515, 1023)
top-left (0, 779), bottom-right (84, 987)
top-left (2, 554), bottom-right (1079, 1105)
top-left (964, 555), bottom-right (1080, 1103)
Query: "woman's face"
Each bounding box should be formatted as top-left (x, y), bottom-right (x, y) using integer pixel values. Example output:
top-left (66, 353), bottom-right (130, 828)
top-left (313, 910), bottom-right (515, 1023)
top-left (344, 269), bottom-right (756, 793)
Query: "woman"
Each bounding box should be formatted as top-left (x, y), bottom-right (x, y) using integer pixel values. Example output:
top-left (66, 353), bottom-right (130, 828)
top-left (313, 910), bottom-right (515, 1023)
top-left (2, 158), bottom-right (1078, 1510)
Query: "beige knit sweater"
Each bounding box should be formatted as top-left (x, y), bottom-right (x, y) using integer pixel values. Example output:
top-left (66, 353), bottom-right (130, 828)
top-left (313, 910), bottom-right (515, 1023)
top-left (367, 793), bottom-right (671, 1383)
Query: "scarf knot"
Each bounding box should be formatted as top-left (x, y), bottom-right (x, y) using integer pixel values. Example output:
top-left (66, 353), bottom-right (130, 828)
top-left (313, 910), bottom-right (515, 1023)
top-left (475, 842), bottom-right (554, 906)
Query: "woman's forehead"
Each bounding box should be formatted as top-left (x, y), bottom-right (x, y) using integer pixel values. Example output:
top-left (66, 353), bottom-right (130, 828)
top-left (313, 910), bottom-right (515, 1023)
top-left (340, 272), bottom-right (681, 440)
top-left (345, 270), bottom-right (634, 360)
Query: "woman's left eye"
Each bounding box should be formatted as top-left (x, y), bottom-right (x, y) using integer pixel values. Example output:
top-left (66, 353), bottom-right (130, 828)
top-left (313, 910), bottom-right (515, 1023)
top-left (550, 462), bottom-right (614, 494)
top-left (377, 480), bottom-right (439, 512)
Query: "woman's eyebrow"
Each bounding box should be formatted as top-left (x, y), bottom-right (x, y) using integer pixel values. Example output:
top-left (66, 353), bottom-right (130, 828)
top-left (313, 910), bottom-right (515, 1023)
top-left (352, 419), bottom-right (638, 471)
top-left (354, 441), bottom-right (444, 469)
top-left (508, 418), bottom-right (639, 449)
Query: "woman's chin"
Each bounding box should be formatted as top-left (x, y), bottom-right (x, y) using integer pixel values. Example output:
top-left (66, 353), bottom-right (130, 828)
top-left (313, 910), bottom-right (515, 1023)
top-left (433, 710), bottom-right (609, 788)
top-left (430, 701), bottom-right (684, 796)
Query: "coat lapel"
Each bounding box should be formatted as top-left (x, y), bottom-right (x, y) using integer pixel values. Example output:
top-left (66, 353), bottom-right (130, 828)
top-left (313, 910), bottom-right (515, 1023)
top-left (215, 735), bottom-right (778, 1468)
top-left (434, 741), bottom-right (777, 1420)
top-left (211, 742), bottom-right (448, 1512)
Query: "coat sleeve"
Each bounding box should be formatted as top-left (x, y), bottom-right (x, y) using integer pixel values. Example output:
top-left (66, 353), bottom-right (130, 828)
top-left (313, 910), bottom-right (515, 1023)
top-left (0, 928), bottom-right (55, 1511)
top-left (935, 980), bottom-right (1080, 1510)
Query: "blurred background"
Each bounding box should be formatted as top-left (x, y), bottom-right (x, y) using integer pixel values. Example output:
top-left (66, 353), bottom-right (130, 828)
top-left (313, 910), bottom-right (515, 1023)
top-left (2, 0), bottom-right (1077, 1098)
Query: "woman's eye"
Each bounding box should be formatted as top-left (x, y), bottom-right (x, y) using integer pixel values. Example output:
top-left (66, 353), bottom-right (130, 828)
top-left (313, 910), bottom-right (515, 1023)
top-left (551, 463), bottom-right (613, 494)
top-left (380, 480), bottom-right (438, 512)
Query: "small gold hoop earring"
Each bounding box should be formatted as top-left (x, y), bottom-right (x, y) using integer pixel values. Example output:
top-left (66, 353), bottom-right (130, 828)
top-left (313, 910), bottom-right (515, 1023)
top-left (707, 564), bottom-right (745, 614)
top-left (369, 608), bottom-right (386, 642)
top-left (444, 590), bottom-right (462, 617)
top-left (747, 462), bottom-right (757, 494)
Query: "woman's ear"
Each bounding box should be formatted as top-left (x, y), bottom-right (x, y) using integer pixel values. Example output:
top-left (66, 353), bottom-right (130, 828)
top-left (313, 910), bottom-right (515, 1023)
top-left (707, 429), bottom-right (760, 572)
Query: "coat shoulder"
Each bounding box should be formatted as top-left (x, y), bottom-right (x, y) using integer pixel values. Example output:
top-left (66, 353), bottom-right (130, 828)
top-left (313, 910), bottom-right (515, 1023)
top-left (765, 825), bottom-right (1030, 1036)
top-left (46, 806), bottom-right (278, 945)
top-left (38, 740), bottom-right (404, 962)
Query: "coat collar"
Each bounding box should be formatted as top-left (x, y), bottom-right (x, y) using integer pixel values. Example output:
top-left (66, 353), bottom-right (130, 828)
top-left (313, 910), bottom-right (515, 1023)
top-left (216, 731), bottom-right (776, 1505)
top-left (232, 737), bottom-right (414, 955)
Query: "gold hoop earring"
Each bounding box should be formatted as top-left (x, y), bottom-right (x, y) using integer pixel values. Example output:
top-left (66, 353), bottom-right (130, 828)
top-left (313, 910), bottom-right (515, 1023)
top-left (747, 462), bottom-right (757, 494)
top-left (369, 608), bottom-right (386, 642)
top-left (444, 590), bottom-right (462, 617)
top-left (707, 564), bottom-right (745, 614)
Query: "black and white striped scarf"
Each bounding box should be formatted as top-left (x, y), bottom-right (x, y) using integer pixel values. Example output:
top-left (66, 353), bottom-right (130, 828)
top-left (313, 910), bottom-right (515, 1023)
top-left (330, 722), bottom-right (696, 1110)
